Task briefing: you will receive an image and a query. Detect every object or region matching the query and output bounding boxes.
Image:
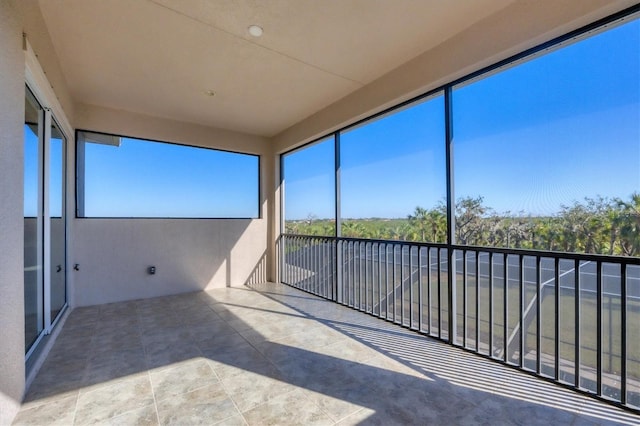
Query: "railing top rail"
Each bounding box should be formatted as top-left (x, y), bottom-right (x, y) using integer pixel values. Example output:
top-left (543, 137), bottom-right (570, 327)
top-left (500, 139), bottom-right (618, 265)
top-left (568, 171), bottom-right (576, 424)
top-left (281, 233), bottom-right (640, 265)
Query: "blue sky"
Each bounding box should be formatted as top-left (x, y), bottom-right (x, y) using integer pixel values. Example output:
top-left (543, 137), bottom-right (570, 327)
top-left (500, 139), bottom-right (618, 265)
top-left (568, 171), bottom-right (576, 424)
top-left (24, 127), bottom-right (64, 217)
top-left (83, 138), bottom-right (259, 217)
top-left (25, 131), bottom-right (260, 218)
top-left (284, 17), bottom-right (639, 220)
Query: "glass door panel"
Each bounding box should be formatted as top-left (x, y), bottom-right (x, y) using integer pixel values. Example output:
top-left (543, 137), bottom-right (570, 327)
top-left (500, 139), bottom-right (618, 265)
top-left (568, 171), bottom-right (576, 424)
top-left (24, 88), bottom-right (44, 351)
top-left (50, 121), bottom-right (66, 322)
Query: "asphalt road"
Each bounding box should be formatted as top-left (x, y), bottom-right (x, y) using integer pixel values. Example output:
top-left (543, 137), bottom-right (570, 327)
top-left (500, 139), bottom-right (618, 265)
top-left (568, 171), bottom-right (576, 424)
top-left (284, 243), bottom-right (640, 299)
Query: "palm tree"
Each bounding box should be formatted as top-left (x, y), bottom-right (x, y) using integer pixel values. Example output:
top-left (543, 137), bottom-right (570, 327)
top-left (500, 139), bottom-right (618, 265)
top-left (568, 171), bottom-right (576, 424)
top-left (616, 192), bottom-right (640, 256)
top-left (407, 206), bottom-right (429, 241)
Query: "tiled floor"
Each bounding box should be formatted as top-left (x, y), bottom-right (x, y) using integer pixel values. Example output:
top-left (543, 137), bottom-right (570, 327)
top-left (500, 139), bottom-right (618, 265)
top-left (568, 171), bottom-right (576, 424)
top-left (13, 282), bottom-right (640, 425)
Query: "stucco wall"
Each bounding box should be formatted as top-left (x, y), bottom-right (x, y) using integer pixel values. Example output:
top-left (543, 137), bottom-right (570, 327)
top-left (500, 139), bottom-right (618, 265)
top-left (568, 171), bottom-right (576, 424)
top-left (71, 104), bottom-right (271, 306)
top-left (0, 1), bottom-right (26, 424)
top-left (72, 218), bottom-right (268, 306)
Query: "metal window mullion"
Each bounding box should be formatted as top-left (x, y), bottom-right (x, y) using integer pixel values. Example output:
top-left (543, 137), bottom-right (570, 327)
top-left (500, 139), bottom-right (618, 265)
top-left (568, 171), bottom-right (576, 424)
top-left (393, 245), bottom-right (398, 323)
top-left (444, 86), bottom-right (455, 343)
top-left (334, 133), bottom-right (341, 301)
top-left (43, 108), bottom-right (52, 333)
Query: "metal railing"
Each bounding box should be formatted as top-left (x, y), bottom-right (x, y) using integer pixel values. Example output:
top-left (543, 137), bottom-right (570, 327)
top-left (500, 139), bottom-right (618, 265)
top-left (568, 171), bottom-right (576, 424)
top-left (278, 233), bottom-right (640, 413)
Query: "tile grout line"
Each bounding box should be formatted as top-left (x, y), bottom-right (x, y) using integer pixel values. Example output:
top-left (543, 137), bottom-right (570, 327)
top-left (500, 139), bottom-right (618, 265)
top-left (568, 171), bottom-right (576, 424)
top-left (229, 287), bottom-right (355, 424)
top-left (136, 302), bottom-right (163, 426)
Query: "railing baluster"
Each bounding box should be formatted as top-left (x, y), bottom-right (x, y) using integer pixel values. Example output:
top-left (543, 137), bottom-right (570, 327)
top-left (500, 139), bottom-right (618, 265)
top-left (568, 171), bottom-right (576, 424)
top-left (418, 247), bottom-right (423, 332)
top-left (364, 243), bottom-right (373, 312)
top-left (393, 245), bottom-right (397, 323)
top-left (503, 254), bottom-right (508, 363)
top-left (409, 246), bottom-right (414, 328)
top-left (378, 243), bottom-right (384, 317)
top-left (386, 243), bottom-right (390, 320)
top-left (401, 245), bottom-right (405, 326)
top-left (519, 254), bottom-right (524, 368)
top-left (437, 248), bottom-right (442, 339)
top-left (575, 258), bottom-right (580, 388)
top-left (621, 263), bottom-right (627, 405)
top-left (536, 255), bottom-right (541, 375)
top-left (489, 252), bottom-right (494, 357)
top-left (476, 251), bottom-right (480, 353)
top-left (463, 250), bottom-right (467, 348)
top-left (555, 257), bottom-right (560, 380)
top-left (597, 261), bottom-right (602, 396)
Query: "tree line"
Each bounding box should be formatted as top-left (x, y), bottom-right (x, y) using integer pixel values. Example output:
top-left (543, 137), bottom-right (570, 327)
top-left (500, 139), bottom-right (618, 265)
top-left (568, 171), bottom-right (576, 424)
top-left (285, 193), bottom-right (640, 257)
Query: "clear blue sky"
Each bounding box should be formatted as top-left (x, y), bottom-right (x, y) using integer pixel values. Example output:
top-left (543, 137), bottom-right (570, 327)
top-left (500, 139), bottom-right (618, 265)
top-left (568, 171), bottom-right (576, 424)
top-left (24, 127), bottom-right (63, 217)
top-left (284, 17), bottom-right (639, 220)
top-left (83, 138), bottom-right (259, 217)
top-left (25, 130), bottom-right (259, 218)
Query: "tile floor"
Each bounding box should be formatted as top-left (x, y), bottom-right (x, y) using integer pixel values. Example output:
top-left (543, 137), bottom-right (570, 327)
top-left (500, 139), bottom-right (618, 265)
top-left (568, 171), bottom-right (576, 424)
top-left (13, 282), bottom-right (640, 425)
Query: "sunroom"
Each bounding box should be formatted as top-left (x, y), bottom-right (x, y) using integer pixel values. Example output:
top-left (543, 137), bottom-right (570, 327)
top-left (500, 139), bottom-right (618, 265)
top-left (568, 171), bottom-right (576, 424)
top-left (0, 1), bottom-right (638, 425)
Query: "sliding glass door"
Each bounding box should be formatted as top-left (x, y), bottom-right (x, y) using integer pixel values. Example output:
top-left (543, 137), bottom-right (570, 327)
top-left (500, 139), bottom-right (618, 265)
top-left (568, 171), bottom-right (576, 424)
top-left (50, 120), bottom-right (66, 322)
top-left (24, 88), bottom-right (44, 351)
top-left (24, 85), bottom-right (67, 356)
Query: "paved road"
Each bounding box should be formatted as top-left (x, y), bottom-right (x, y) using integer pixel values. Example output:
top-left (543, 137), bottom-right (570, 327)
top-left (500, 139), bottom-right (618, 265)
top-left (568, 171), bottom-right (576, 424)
top-left (284, 242), bottom-right (640, 299)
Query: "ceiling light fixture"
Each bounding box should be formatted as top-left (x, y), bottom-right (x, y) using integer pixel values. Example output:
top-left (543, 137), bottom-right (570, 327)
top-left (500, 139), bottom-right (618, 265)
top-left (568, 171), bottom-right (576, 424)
top-left (248, 25), bottom-right (263, 37)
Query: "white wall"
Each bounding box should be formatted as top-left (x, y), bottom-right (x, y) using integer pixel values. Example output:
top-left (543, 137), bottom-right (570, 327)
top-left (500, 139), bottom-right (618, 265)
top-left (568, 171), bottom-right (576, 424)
top-left (72, 219), bottom-right (267, 306)
top-left (71, 104), bottom-right (271, 306)
top-left (0, 1), bottom-right (26, 424)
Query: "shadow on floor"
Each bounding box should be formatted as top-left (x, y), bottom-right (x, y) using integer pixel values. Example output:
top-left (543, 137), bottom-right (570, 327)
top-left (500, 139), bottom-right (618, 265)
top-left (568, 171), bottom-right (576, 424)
top-left (15, 283), bottom-right (640, 425)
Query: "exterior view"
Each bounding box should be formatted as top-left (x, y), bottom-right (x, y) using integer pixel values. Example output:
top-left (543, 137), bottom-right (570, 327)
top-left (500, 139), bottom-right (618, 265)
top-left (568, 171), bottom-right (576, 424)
top-left (0, 1), bottom-right (639, 425)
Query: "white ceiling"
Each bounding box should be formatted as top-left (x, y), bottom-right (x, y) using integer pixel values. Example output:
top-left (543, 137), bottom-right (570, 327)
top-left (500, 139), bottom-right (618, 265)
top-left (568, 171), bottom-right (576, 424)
top-left (38, 0), bottom-right (515, 137)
